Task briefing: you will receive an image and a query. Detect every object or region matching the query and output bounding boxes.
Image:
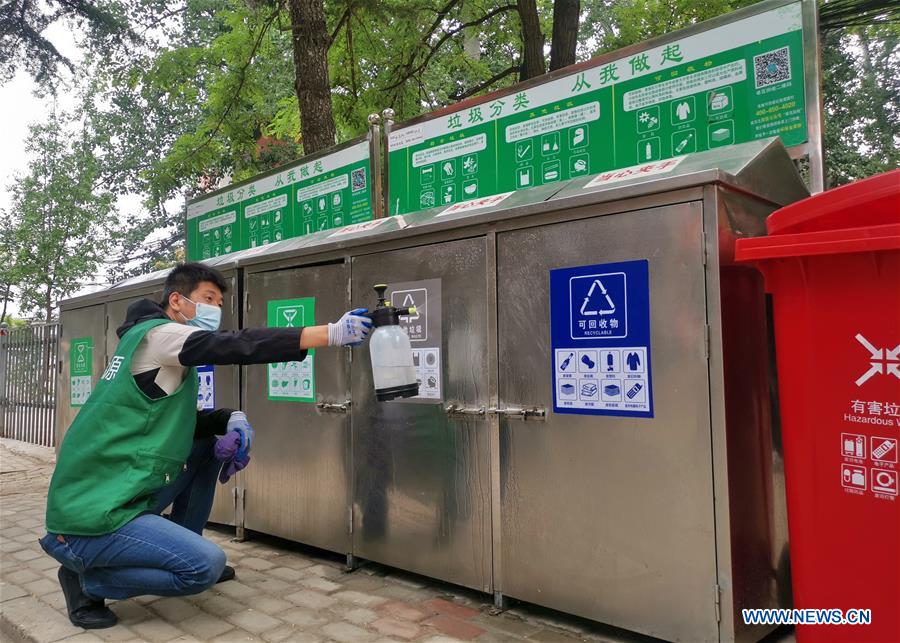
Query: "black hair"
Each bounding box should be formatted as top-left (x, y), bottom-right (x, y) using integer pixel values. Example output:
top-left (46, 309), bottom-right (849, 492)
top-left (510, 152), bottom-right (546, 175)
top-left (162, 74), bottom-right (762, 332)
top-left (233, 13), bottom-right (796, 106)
top-left (160, 263), bottom-right (228, 308)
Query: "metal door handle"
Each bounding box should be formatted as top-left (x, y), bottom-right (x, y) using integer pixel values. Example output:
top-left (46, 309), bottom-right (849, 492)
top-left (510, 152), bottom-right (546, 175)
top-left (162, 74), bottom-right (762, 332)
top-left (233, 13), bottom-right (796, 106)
top-left (486, 406), bottom-right (546, 421)
top-left (316, 400), bottom-right (350, 413)
top-left (444, 404), bottom-right (485, 417)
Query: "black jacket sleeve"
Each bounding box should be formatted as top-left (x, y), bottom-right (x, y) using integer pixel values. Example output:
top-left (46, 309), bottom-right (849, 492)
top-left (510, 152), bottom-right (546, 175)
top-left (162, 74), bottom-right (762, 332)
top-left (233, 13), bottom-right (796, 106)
top-left (178, 328), bottom-right (308, 367)
top-left (195, 408), bottom-right (237, 439)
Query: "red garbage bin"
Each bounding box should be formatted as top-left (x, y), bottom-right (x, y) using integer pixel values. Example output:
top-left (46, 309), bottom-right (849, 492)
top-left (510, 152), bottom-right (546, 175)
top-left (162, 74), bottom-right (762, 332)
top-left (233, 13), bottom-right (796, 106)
top-left (736, 170), bottom-right (900, 642)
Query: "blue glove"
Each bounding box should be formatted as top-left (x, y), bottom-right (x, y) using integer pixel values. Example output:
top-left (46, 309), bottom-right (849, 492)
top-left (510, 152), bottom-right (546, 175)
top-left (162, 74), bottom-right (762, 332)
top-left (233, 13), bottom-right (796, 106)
top-left (327, 308), bottom-right (372, 347)
top-left (215, 412), bottom-right (253, 462)
top-left (227, 411), bottom-right (253, 459)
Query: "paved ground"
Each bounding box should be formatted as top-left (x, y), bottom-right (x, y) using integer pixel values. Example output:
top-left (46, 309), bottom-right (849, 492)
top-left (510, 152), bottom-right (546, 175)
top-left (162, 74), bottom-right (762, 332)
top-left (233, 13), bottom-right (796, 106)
top-left (0, 438), bottom-right (794, 643)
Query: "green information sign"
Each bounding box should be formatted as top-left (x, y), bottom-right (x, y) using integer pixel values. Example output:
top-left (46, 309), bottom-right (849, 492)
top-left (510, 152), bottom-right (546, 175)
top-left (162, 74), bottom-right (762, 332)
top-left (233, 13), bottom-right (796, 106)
top-left (267, 297), bottom-right (316, 402)
top-left (70, 337), bottom-right (93, 407)
top-left (187, 141), bottom-right (372, 261)
top-left (388, 1), bottom-right (811, 214)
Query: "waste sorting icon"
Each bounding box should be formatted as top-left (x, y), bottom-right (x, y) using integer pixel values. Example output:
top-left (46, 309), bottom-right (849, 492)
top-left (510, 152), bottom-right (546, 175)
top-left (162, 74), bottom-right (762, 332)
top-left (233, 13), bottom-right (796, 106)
top-left (551, 259), bottom-right (652, 418)
top-left (569, 271), bottom-right (627, 340)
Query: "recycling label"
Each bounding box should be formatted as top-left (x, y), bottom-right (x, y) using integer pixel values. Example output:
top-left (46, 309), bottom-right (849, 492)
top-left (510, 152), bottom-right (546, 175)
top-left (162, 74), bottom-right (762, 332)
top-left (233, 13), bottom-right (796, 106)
top-left (70, 337), bottom-right (93, 407)
top-left (550, 260), bottom-right (653, 418)
top-left (387, 279), bottom-right (443, 403)
top-left (267, 297), bottom-right (315, 402)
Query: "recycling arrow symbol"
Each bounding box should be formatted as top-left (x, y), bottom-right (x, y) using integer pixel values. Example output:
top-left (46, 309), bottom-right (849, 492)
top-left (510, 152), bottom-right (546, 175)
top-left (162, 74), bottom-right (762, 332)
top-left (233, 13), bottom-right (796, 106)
top-left (580, 279), bottom-right (616, 316)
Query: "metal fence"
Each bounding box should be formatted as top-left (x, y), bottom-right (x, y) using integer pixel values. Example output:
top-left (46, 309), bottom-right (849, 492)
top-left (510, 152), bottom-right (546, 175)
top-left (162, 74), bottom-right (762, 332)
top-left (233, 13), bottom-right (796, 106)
top-left (0, 323), bottom-right (59, 447)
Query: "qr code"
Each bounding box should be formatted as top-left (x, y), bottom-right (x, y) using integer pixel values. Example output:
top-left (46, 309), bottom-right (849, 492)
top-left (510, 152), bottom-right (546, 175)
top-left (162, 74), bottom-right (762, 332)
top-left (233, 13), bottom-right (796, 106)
top-left (351, 167), bottom-right (366, 192)
top-left (754, 47), bottom-right (791, 89)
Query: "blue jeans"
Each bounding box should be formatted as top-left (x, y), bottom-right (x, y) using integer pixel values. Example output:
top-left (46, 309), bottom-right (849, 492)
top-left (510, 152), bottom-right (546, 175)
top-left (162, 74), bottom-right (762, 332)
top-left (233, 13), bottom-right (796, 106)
top-left (154, 436), bottom-right (223, 535)
top-left (39, 437), bottom-right (227, 600)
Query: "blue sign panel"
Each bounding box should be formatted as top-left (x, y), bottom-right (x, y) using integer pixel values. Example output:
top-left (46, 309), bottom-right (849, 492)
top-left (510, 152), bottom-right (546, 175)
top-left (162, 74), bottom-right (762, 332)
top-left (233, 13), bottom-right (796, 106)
top-left (197, 365), bottom-right (215, 410)
top-left (550, 259), bottom-right (653, 418)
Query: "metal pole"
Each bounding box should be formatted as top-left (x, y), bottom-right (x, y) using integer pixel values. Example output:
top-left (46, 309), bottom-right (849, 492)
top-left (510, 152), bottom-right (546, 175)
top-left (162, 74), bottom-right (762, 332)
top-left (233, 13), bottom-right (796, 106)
top-left (368, 113), bottom-right (384, 219)
top-left (50, 323), bottom-right (59, 447)
top-left (802, 0), bottom-right (825, 192)
top-left (28, 326), bottom-right (36, 443)
top-left (381, 108), bottom-right (396, 217)
top-left (0, 324), bottom-right (7, 436)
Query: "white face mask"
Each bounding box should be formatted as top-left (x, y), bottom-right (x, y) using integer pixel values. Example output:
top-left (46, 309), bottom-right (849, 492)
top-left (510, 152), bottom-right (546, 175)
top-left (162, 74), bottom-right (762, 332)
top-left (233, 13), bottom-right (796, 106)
top-left (178, 295), bottom-right (222, 331)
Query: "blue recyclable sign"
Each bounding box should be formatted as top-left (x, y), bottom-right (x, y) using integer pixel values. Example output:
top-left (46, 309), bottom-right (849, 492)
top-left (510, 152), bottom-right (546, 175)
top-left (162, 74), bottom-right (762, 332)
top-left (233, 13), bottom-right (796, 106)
top-left (197, 365), bottom-right (215, 410)
top-left (550, 259), bottom-right (653, 418)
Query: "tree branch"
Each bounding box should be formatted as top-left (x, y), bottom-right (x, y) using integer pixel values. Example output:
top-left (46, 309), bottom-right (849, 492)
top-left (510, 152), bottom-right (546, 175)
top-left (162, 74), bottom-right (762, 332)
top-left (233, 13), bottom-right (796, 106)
top-left (163, 2), bottom-right (282, 177)
top-left (449, 65), bottom-right (519, 100)
top-left (328, 6), bottom-right (350, 48)
top-left (278, 3), bottom-right (349, 50)
top-left (382, 3), bottom-right (518, 92)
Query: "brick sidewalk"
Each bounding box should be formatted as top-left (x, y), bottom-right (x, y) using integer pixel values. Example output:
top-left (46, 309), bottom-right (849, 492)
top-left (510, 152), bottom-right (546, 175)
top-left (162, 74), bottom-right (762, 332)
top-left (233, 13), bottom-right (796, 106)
top-left (0, 438), bottom-right (658, 643)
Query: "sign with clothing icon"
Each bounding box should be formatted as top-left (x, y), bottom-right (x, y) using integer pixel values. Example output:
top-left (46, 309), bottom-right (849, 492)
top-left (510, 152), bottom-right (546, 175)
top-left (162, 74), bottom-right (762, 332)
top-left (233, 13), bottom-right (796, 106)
top-left (550, 259), bottom-right (653, 419)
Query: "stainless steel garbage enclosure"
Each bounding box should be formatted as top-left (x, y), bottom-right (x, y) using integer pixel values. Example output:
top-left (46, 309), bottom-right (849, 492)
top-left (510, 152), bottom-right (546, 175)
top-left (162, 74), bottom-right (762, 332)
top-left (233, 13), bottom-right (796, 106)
top-left (56, 302), bottom-right (107, 448)
top-left (497, 202), bottom-right (718, 640)
top-left (350, 238), bottom-right (492, 593)
top-left (241, 262), bottom-right (353, 554)
top-left (54, 140), bottom-right (806, 642)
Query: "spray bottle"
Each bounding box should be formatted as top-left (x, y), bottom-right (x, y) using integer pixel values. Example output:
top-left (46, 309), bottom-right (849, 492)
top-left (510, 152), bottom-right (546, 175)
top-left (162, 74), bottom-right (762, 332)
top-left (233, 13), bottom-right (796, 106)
top-left (367, 285), bottom-right (420, 401)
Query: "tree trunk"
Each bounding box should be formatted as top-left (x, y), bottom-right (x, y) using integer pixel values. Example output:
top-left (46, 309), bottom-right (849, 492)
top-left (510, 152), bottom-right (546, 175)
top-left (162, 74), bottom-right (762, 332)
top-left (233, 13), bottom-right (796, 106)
top-left (45, 282), bottom-right (53, 322)
top-left (1, 284), bottom-right (9, 323)
top-left (549, 0), bottom-right (580, 71)
top-left (287, 0), bottom-right (337, 154)
top-left (517, 0), bottom-right (546, 81)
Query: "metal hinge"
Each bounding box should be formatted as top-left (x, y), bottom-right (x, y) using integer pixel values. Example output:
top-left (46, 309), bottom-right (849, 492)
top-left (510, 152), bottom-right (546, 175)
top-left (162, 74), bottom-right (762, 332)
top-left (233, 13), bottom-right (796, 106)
top-left (704, 324), bottom-right (710, 360)
top-left (702, 231), bottom-right (709, 266)
top-left (244, 291), bottom-right (250, 313)
top-left (349, 505), bottom-right (353, 535)
top-left (714, 584), bottom-right (721, 623)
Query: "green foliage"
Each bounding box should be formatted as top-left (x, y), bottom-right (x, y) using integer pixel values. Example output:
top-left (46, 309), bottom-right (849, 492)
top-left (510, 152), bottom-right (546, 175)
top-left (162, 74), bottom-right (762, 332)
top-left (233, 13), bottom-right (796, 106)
top-left (822, 24), bottom-right (899, 186)
top-left (0, 0), bottom-right (134, 87)
top-left (10, 0), bottom-right (895, 289)
top-left (5, 115), bottom-right (115, 319)
top-left (579, 0), bottom-right (761, 56)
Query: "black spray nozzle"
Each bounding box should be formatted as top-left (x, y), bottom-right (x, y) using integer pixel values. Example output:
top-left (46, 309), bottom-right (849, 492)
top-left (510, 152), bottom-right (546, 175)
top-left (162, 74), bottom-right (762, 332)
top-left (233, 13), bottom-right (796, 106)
top-left (366, 284), bottom-right (417, 327)
top-left (373, 284), bottom-right (388, 308)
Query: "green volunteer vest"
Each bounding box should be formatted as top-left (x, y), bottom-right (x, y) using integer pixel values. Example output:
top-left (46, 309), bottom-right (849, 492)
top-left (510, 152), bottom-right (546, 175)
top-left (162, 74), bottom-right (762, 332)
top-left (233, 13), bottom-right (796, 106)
top-left (46, 319), bottom-right (199, 535)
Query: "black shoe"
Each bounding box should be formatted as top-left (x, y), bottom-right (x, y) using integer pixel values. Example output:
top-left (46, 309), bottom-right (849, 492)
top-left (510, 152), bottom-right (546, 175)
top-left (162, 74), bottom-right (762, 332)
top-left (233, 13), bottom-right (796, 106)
top-left (57, 566), bottom-right (118, 629)
top-left (216, 565), bottom-right (236, 583)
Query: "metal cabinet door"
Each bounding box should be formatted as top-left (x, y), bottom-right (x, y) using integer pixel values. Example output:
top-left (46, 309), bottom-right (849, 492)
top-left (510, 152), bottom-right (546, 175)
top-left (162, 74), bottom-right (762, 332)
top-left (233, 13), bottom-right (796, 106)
top-left (56, 305), bottom-right (106, 448)
top-left (351, 238), bottom-right (492, 593)
top-left (242, 262), bottom-right (351, 554)
top-left (497, 203), bottom-right (718, 642)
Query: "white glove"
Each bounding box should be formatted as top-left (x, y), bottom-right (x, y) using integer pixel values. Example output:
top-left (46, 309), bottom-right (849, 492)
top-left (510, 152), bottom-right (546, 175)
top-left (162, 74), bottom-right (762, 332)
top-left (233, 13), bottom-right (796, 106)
top-left (327, 308), bottom-right (372, 347)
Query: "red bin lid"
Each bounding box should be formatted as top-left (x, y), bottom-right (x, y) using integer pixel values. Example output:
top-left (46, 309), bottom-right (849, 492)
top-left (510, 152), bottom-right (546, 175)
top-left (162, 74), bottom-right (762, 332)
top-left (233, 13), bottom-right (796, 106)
top-left (735, 170), bottom-right (900, 262)
top-left (766, 169), bottom-right (900, 235)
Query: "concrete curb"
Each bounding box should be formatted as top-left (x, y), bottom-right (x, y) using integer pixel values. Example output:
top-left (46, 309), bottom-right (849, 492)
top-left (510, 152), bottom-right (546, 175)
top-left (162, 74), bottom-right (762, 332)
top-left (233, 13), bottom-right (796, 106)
top-left (1, 605), bottom-right (41, 643)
